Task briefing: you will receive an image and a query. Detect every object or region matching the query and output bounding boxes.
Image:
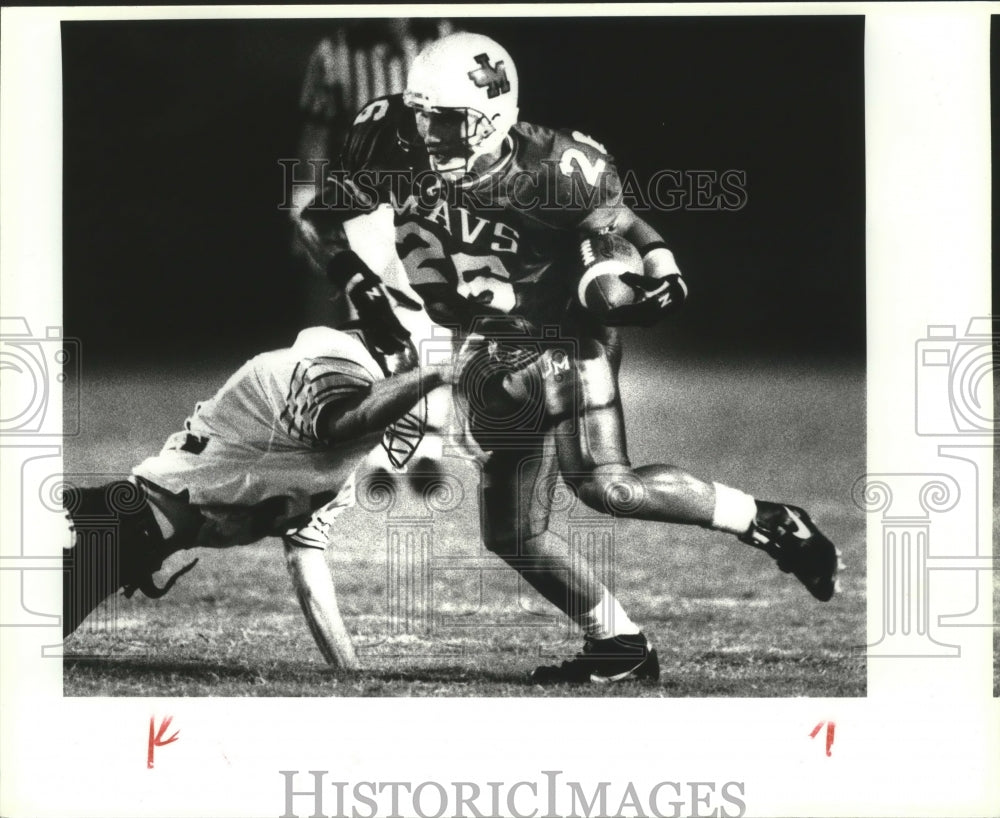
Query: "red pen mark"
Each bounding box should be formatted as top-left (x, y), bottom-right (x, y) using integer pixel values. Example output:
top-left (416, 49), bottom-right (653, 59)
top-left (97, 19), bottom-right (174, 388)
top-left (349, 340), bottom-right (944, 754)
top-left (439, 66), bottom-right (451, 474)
top-left (810, 720), bottom-right (836, 756)
top-left (148, 716), bottom-right (180, 769)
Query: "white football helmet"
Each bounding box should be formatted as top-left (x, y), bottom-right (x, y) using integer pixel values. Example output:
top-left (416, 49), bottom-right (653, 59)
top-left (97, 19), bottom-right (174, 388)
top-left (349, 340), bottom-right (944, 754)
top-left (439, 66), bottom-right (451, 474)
top-left (403, 32), bottom-right (519, 178)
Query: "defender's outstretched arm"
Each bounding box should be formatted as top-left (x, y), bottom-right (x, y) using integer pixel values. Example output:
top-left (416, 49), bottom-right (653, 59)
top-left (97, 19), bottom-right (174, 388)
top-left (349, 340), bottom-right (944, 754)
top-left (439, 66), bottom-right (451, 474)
top-left (319, 362), bottom-right (452, 442)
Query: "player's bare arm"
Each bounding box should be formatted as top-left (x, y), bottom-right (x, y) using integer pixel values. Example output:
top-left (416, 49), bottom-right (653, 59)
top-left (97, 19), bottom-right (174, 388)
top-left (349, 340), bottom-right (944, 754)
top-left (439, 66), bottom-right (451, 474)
top-left (282, 357), bottom-right (453, 669)
top-left (282, 539), bottom-right (359, 671)
top-left (319, 360), bottom-right (453, 442)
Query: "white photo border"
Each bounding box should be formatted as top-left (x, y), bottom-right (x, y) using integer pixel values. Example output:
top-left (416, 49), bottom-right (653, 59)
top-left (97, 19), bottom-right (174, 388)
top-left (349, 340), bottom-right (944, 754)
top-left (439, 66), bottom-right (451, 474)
top-left (1, 4), bottom-right (995, 817)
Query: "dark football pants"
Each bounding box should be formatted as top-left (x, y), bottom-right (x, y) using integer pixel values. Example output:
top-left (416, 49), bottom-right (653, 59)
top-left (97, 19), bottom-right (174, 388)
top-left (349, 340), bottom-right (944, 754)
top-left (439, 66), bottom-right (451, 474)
top-left (473, 323), bottom-right (713, 566)
top-left (469, 326), bottom-right (627, 613)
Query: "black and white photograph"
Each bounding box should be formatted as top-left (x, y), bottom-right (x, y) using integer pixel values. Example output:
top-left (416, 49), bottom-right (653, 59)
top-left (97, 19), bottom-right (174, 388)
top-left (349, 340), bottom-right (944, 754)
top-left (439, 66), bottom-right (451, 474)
top-left (56, 14), bottom-right (865, 697)
top-left (0, 5), bottom-right (995, 818)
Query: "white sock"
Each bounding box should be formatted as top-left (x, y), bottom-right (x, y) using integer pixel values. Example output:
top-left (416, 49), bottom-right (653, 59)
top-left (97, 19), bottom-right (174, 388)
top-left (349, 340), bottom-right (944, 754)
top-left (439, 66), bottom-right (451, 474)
top-left (711, 482), bottom-right (758, 536)
top-left (575, 588), bottom-right (641, 640)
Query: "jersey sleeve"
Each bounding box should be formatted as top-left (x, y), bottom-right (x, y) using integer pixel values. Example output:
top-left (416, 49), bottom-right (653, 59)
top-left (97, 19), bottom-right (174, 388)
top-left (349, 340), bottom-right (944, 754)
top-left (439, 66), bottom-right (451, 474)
top-left (280, 356), bottom-right (377, 446)
top-left (533, 127), bottom-right (626, 233)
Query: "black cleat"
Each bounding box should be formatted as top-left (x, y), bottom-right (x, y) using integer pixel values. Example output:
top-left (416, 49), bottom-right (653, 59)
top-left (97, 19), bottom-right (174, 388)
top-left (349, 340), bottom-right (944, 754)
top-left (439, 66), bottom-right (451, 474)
top-left (63, 480), bottom-right (196, 637)
top-left (531, 633), bottom-right (660, 685)
top-left (740, 501), bottom-right (842, 601)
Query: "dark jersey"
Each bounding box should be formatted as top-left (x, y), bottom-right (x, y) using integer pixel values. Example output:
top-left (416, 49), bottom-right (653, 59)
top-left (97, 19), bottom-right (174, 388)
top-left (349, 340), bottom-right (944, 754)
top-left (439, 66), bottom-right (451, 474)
top-left (306, 94), bottom-right (626, 335)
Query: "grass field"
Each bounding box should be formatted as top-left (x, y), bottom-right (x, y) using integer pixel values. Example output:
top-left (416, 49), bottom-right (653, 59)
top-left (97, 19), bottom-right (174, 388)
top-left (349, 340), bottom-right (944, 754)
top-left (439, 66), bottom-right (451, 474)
top-left (62, 349), bottom-right (867, 697)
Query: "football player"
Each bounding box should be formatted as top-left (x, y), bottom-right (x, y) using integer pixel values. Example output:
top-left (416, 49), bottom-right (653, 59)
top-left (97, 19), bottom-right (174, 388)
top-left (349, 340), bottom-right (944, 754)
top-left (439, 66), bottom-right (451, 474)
top-left (62, 325), bottom-right (454, 670)
top-left (295, 33), bottom-right (842, 684)
top-left (292, 21), bottom-right (456, 489)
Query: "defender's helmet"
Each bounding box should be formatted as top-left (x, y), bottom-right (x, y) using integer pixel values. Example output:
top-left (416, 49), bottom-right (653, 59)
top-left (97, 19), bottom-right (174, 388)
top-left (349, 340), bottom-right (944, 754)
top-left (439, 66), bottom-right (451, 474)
top-left (403, 33), bottom-right (519, 177)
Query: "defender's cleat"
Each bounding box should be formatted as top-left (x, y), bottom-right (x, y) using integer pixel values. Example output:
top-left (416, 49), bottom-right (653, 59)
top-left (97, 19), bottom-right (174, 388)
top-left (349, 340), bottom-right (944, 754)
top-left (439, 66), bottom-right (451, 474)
top-left (740, 501), bottom-right (841, 601)
top-left (63, 480), bottom-right (196, 637)
top-left (531, 633), bottom-right (660, 685)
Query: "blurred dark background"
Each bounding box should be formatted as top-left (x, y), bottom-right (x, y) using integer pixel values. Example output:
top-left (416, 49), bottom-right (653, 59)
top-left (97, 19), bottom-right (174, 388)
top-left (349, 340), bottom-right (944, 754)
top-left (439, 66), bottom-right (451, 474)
top-left (63, 16), bottom-right (864, 364)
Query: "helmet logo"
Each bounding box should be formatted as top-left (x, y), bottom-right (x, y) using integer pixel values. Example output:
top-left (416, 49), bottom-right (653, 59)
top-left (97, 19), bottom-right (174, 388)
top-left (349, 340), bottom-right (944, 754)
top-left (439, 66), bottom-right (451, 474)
top-left (467, 53), bottom-right (510, 99)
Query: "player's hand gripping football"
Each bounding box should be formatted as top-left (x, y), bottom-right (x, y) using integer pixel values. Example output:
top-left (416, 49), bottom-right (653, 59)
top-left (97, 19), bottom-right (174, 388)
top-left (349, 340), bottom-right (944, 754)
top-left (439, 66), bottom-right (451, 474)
top-left (604, 272), bottom-right (688, 327)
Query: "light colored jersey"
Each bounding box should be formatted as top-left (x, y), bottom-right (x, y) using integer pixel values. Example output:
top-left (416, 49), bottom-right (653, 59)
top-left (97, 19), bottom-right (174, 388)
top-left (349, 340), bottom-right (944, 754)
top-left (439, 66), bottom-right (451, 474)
top-left (134, 327), bottom-right (384, 547)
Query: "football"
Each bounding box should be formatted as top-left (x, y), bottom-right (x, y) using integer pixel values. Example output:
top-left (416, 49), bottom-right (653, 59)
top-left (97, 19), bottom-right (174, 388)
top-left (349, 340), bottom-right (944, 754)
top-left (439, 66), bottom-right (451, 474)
top-left (576, 233), bottom-right (644, 317)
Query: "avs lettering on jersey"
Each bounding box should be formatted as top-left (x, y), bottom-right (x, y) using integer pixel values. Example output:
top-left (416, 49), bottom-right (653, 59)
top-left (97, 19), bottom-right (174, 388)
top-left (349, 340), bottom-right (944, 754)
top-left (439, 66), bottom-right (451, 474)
top-left (391, 198), bottom-right (521, 314)
top-left (392, 121), bottom-right (623, 329)
top-left (280, 357), bottom-right (375, 445)
top-left (308, 94), bottom-right (625, 331)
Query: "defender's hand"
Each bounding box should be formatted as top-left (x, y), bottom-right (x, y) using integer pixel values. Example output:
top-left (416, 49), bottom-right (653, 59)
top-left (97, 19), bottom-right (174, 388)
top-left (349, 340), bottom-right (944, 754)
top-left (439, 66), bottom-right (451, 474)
top-left (347, 281), bottom-right (412, 356)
